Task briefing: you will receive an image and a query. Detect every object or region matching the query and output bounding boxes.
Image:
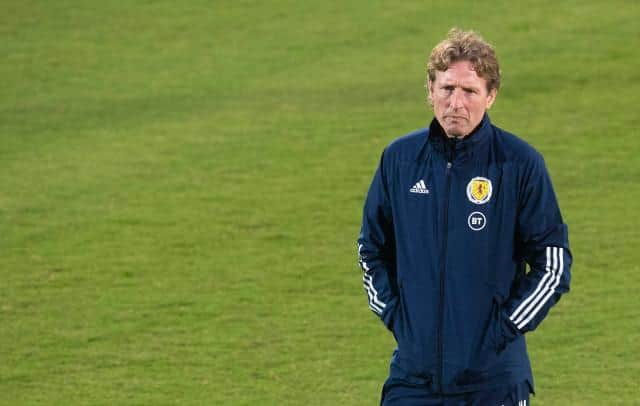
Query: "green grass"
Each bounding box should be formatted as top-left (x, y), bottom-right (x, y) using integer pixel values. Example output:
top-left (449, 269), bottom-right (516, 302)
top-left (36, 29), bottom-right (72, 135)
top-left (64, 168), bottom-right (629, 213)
top-left (1, 0), bottom-right (639, 404)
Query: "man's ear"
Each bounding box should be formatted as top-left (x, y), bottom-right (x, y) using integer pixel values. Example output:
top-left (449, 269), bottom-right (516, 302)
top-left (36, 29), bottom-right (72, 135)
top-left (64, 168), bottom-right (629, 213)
top-left (427, 81), bottom-right (434, 107)
top-left (486, 88), bottom-right (497, 109)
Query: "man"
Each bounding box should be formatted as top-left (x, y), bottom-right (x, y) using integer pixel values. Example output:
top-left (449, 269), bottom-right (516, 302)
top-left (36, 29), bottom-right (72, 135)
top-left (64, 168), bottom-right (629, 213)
top-left (357, 28), bottom-right (572, 405)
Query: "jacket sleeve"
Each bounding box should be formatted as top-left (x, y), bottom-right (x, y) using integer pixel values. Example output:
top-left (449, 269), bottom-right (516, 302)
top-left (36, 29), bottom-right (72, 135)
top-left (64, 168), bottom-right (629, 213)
top-left (499, 152), bottom-right (572, 344)
top-left (357, 150), bottom-right (399, 330)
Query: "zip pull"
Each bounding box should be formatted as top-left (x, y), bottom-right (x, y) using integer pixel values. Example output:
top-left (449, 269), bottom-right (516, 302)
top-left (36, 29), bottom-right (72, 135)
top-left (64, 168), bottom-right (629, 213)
top-left (447, 162), bottom-right (452, 169)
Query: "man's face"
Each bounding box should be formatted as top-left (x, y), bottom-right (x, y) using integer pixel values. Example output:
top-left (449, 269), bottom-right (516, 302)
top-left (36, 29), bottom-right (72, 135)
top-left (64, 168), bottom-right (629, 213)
top-left (428, 60), bottom-right (497, 138)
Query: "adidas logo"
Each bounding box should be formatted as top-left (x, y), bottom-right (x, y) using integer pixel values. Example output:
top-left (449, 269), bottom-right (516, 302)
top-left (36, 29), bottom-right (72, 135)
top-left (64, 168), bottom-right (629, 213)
top-left (410, 180), bottom-right (430, 194)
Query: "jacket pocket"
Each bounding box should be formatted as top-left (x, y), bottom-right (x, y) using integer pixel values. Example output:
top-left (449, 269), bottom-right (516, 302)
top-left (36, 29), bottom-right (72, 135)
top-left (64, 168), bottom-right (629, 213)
top-left (454, 295), bottom-right (503, 385)
top-left (391, 280), bottom-right (405, 343)
top-left (493, 296), bottom-right (508, 353)
top-left (390, 279), bottom-right (428, 377)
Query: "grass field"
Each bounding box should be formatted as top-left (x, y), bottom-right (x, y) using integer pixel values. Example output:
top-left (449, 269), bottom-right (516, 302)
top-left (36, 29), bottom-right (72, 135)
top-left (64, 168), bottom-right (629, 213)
top-left (2, 1), bottom-right (639, 404)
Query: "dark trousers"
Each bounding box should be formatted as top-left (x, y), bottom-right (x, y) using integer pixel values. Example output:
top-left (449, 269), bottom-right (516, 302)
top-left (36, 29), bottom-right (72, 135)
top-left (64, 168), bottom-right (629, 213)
top-left (381, 380), bottom-right (531, 406)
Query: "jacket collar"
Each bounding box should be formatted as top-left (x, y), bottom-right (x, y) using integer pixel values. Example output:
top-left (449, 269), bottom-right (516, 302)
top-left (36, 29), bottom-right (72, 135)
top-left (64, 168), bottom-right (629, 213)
top-left (415, 113), bottom-right (493, 162)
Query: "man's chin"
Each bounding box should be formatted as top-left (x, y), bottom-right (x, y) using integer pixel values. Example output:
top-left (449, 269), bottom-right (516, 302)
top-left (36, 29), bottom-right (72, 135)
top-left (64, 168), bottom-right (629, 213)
top-left (444, 126), bottom-right (470, 138)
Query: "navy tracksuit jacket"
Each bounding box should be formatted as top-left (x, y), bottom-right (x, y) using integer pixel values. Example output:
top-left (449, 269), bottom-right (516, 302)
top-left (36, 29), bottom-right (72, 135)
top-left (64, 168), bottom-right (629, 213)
top-left (357, 114), bottom-right (572, 395)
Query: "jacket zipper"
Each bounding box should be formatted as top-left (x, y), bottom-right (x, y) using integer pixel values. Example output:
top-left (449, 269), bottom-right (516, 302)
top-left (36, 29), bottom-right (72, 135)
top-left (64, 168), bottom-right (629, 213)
top-left (437, 159), bottom-right (453, 393)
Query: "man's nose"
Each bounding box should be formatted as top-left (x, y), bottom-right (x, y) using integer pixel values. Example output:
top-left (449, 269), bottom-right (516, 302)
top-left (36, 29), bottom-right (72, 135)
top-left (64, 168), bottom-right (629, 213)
top-left (450, 89), bottom-right (464, 109)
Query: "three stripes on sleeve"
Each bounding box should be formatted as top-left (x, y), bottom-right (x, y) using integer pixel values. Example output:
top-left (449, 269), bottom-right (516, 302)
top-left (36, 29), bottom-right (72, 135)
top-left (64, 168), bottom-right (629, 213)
top-left (358, 244), bottom-right (387, 315)
top-left (509, 246), bottom-right (565, 331)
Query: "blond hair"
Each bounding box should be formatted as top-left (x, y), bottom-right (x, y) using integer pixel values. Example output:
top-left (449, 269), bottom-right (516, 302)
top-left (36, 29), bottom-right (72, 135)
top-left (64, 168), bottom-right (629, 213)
top-left (427, 28), bottom-right (501, 91)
